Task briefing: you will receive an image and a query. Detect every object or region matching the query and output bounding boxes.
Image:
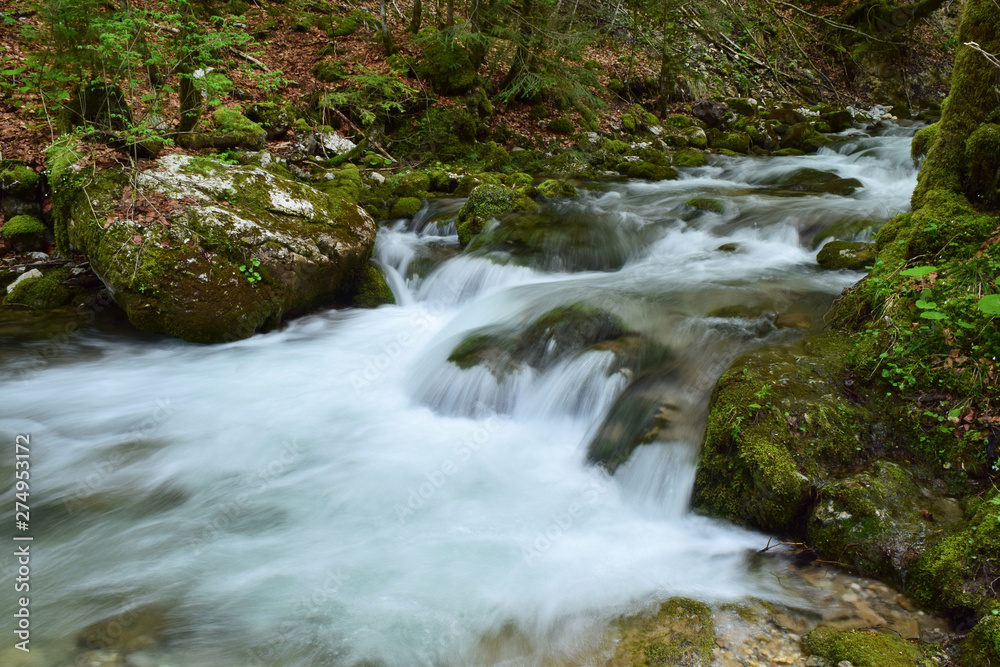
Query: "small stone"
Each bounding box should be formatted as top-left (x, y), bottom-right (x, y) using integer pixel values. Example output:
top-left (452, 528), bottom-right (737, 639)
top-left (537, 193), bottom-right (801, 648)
top-left (369, 172), bottom-right (386, 184)
top-left (6, 268), bottom-right (42, 293)
top-left (26, 251), bottom-right (49, 260)
top-left (838, 662), bottom-right (854, 667)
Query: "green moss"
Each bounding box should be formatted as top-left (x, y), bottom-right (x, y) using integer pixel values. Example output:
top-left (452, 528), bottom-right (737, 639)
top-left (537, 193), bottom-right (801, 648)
top-left (456, 184), bottom-right (537, 246)
top-left (962, 615), bottom-right (1000, 666)
top-left (964, 123), bottom-right (1000, 208)
top-left (352, 263), bottom-right (395, 308)
top-left (547, 117), bottom-right (574, 135)
top-left (477, 141), bottom-right (511, 172)
top-left (329, 9), bottom-right (376, 37)
top-left (312, 59), bottom-right (347, 82)
top-left (45, 137), bottom-right (86, 257)
top-left (0, 162), bottom-right (40, 199)
top-left (390, 197), bottom-right (422, 218)
top-left (621, 113), bottom-right (637, 134)
top-left (1, 214), bottom-right (46, 252)
top-left (675, 149), bottom-right (708, 167)
top-left (911, 123), bottom-right (939, 166)
top-left (816, 241), bottom-right (876, 270)
top-left (682, 127), bottom-right (708, 150)
top-left (613, 598), bottom-right (715, 667)
top-left (392, 171), bottom-right (431, 198)
top-left (417, 36), bottom-right (476, 95)
top-left (535, 179), bottom-right (576, 199)
top-left (618, 161), bottom-right (678, 181)
top-left (773, 147), bottom-right (805, 156)
top-left (3, 268), bottom-right (73, 308)
top-left (602, 139), bottom-right (630, 154)
top-left (664, 114), bottom-right (695, 129)
top-left (708, 131), bottom-right (750, 154)
top-left (912, 0), bottom-right (1000, 209)
top-left (685, 198), bottom-right (724, 214)
top-left (803, 627), bottom-right (924, 667)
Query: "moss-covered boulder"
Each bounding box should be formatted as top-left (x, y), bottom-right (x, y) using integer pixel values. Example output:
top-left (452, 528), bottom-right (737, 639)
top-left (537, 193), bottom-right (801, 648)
top-left (766, 168), bottom-right (863, 196)
top-left (456, 184), bottom-right (537, 246)
top-left (0, 162), bottom-right (41, 200)
top-left (311, 59), bottom-right (348, 83)
top-left (179, 107), bottom-right (267, 151)
top-left (708, 131), bottom-right (750, 154)
top-left (778, 122), bottom-right (829, 153)
top-left (803, 627), bottom-right (924, 667)
top-left (392, 171), bottom-right (431, 198)
top-left (608, 598), bottom-right (715, 667)
top-left (694, 335), bottom-right (872, 532)
top-left (351, 262), bottom-right (395, 308)
top-left (618, 161), bottom-right (678, 181)
top-left (684, 198), bottom-right (724, 214)
top-left (417, 36), bottom-right (476, 95)
top-left (807, 461), bottom-right (963, 583)
top-left (817, 241), bottom-right (876, 270)
top-left (535, 179), bottom-right (576, 199)
top-left (3, 267), bottom-right (72, 308)
top-left (52, 151), bottom-right (376, 343)
top-left (244, 101), bottom-right (295, 140)
top-left (1, 214), bottom-right (46, 252)
top-left (907, 489), bottom-right (1000, 663)
top-left (681, 127), bottom-right (708, 150)
top-left (547, 117), bottom-right (574, 135)
top-left (328, 9), bottom-right (376, 37)
top-left (390, 196), bottom-right (422, 218)
top-left (674, 149), bottom-right (708, 167)
top-left (448, 303), bottom-right (633, 378)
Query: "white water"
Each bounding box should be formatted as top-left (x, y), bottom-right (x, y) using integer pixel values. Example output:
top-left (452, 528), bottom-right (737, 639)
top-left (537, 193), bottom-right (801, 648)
top-left (0, 127), bottom-right (919, 665)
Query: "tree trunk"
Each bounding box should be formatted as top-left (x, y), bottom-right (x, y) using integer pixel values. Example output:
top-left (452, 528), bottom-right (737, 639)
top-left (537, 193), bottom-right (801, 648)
top-left (911, 0), bottom-right (1000, 209)
top-left (380, 0), bottom-right (396, 55)
top-left (499, 0), bottom-right (533, 94)
top-left (409, 0), bottom-right (422, 33)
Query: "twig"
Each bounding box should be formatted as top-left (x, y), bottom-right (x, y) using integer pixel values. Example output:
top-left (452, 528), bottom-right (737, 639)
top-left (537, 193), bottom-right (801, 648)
top-left (224, 47), bottom-right (272, 73)
top-left (330, 107), bottom-right (396, 163)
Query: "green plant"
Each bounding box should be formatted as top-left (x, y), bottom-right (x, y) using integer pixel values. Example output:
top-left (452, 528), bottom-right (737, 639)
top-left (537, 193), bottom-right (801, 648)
top-left (239, 257), bottom-right (261, 285)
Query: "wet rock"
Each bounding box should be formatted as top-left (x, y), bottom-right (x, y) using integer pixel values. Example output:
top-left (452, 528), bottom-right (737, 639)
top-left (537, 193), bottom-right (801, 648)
top-left (5, 268), bottom-right (42, 294)
top-left (610, 598), bottom-right (715, 667)
top-left (390, 196), bottom-right (422, 218)
top-left (682, 127), bottom-right (708, 149)
top-left (299, 130), bottom-right (355, 157)
top-left (618, 160), bottom-right (678, 181)
top-left (803, 627), bottom-right (924, 667)
top-left (765, 168), bottom-right (863, 196)
top-left (816, 241), bottom-right (875, 270)
top-left (807, 461), bottom-right (963, 584)
top-left (708, 130), bottom-right (751, 154)
top-left (76, 604), bottom-right (169, 654)
top-left (456, 184), bottom-right (537, 246)
top-left (52, 147), bottom-right (375, 343)
top-left (535, 179), bottom-right (577, 199)
top-left (685, 198), bottom-right (725, 214)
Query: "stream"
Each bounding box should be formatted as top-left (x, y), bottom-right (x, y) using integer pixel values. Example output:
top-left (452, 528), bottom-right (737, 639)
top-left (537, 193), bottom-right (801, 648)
top-left (0, 124), bottom-right (941, 666)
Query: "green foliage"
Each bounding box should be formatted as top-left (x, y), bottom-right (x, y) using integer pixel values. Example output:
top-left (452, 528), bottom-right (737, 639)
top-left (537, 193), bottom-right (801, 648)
top-left (239, 257), bottom-right (261, 285)
top-left (320, 67), bottom-right (419, 128)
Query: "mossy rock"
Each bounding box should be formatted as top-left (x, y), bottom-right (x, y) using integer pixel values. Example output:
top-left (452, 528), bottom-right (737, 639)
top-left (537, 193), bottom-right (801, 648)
top-left (316, 163), bottom-right (363, 205)
top-left (0, 162), bottom-right (41, 199)
top-left (618, 161), bottom-right (678, 182)
top-left (3, 267), bottom-right (72, 308)
top-left (685, 198), bottom-right (724, 214)
top-left (807, 460), bottom-right (963, 583)
top-left (823, 109), bottom-right (854, 132)
top-left (773, 148), bottom-right (805, 156)
top-left (180, 108), bottom-right (266, 151)
top-left (694, 334), bottom-right (872, 533)
top-left (896, 189), bottom-right (996, 259)
top-left (724, 97), bottom-right (757, 117)
top-left (547, 117), bottom-right (575, 135)
top-left (535, 179), bottom-right (577, 199)
top-left (816, 241), bottom-right (876, 270)
top-left (908, 490), bottom-right (1000, 631)
top-left (779, 122), bottom-right (828, 153)
top-left (76, 604), bottom-right (170, 654)
top-left (351, 263), bottom-right (395, 308)
top-left (766, 168), bottom-right (863, 196)
top-left (675, 149), bottom-right (708, 168)
top-left (803, 627), bottom-right (924, 667)
top-left (681, 127), bottom-right (708, 150)
top-left (477, 141), bottom-right (511, 172)
top-left (392, 171), bottom-right (431, 198)
top-left (961, 614), bottom-right (1000, 667)
top-left (609, 598), bottom-right (715, 667)
top-left (621, 113), bottom-right (637, 134)
top-left (449, 303), bottom-right (631, 378)
top-left (1, 214), bottom-right (46, 252)
top-left (427, 169), bottom-right (458, 193)
top-left (312, 59), bottom-right (347, 83)
top-left (417, 36), bottom-right (476, 95)
top-left (664, 114), bottom-right (696, 129)
top-left (329, 9), bottom-right (376, 37)
top-left (52, 153), bottom-right (376, 343)
top-left (456, 184), bottom-right (537, 246)
top-left (244, 102), bottom-right (296, 140)
top-left (390, 196), bottom-right (422, 218)
top-left (708, 131), bottom-right (750, 154)
top-left (964, 123), bottom-right (1000, 208)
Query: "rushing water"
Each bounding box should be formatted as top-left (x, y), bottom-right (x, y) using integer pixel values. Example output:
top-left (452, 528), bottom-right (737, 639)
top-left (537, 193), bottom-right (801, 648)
top-left (0, 125), bottom-right (919, 666)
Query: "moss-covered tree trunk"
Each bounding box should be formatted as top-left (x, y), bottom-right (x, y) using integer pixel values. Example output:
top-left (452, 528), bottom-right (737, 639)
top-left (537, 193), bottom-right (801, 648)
top-left (409, 0), bottom-right (422, 33)
top-left (911, 0), bottom-right (1000, 210)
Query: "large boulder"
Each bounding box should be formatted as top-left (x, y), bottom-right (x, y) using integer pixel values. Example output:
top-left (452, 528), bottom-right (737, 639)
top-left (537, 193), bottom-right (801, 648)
top-left (51, 146), bottom-right (375, 343)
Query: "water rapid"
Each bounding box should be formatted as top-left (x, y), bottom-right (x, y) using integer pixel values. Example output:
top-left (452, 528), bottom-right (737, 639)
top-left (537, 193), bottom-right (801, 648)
top-left (0, 126), bottom-right (920, 666)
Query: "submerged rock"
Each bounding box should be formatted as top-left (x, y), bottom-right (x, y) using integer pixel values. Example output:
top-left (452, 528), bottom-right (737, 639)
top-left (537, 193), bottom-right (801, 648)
top-left (52, 146), bottom-right (375, 343)
top-left (817, 241), bottom-right (876, 270)
top-left (609, 598), bottom-right (715, 667)
top-left (764, 168), bottom-right (863, 196)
